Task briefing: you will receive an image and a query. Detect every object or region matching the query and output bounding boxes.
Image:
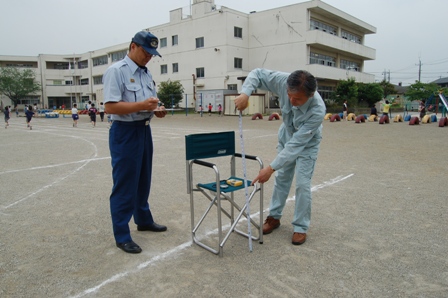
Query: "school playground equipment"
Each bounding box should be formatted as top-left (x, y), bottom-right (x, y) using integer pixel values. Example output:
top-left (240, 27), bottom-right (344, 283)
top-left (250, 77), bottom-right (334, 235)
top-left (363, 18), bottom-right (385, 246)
top-left (424, 92), bottom-right (448, 116)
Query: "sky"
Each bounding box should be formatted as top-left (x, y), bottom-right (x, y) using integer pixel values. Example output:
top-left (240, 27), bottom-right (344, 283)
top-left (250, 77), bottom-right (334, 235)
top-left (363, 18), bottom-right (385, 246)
top-left (1, 0), bottom-right (447, 86)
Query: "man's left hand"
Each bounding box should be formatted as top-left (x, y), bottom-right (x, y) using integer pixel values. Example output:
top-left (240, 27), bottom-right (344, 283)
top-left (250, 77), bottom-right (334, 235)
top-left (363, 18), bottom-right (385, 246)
top-left (251, 166), bottom-right (275, 185)
top-left (154, 106), bottom-right (167, 118)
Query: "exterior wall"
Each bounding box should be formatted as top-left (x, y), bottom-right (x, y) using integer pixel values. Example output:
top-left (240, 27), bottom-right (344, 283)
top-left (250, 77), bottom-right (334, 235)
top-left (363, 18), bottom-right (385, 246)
top-left (0, 0), bottom-right (376, 111)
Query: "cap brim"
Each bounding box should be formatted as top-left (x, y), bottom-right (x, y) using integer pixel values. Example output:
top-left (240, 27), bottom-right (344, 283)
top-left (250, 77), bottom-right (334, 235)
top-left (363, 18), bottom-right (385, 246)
top-left (142, 46), bottom-right (162, 57)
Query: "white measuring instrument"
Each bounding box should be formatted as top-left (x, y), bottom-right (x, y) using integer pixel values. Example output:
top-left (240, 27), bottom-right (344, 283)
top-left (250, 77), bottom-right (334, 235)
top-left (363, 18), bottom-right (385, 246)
top-left (238, 110), bottom-right (253, 252)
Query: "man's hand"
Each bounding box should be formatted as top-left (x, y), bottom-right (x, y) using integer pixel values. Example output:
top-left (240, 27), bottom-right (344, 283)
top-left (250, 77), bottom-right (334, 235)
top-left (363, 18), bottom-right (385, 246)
top-left (234, 94), bottom-right (249, 111)
top-left (142, 97), bottom-right (160, 111)
top-left (154, 106), bottom-right (167, 118)
top-left (251, 166), bottom-right (275, 185)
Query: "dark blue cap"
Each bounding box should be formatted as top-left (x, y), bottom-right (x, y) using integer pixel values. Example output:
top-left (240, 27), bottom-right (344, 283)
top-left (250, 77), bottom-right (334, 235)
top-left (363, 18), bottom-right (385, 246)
top-left (132, 31), bottom-right (162, 57)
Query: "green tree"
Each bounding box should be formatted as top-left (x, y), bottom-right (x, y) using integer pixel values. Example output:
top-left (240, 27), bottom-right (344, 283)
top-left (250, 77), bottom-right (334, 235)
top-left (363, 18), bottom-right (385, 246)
top-left (157, 80), bottom-right (184, 107)
top-left (334, 78), bottom-right (358, 109)
top-left (0, 67), bottom-right (41, 105)
top-left (405, 81), bottom-right (439, 102)
top-left (378, 80), bottom-right (395, 98)
top-left (357, 83), bottom-right (383, 107)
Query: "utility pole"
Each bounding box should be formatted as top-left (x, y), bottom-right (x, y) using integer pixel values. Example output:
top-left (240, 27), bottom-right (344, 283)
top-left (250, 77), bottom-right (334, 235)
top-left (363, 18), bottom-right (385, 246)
top-left (416, 58), bottom-right (422, 82)
top-left (381, 69), bottom-right (390, 82)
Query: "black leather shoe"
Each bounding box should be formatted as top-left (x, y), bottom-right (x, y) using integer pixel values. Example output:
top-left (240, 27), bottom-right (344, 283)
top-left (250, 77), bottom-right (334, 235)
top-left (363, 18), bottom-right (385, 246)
top-left (137, 222), bottom-right (167, 232)
top-left (116, 241), bottom-right (142, 254)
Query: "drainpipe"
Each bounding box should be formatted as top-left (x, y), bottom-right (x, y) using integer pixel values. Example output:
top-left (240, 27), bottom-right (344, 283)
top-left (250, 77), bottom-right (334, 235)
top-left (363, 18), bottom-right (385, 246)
top-left (192, 73), bottom-right (196, 105)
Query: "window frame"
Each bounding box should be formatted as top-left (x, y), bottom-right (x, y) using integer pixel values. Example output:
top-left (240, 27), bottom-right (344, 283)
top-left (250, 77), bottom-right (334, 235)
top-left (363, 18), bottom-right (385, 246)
top-left (196, 67), bottom-right (205, 78)
top-left (195, 37), bottom-right (204, 48)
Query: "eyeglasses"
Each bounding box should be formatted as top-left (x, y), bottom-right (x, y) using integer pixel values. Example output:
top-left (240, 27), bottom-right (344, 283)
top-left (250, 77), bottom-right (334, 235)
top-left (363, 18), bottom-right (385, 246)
top-left (134, 43), bottom-right (151, 56)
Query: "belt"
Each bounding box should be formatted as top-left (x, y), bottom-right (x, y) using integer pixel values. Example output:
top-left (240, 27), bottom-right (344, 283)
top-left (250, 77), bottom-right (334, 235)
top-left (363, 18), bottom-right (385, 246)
top-left (114, 119), bottom-right (150, 126)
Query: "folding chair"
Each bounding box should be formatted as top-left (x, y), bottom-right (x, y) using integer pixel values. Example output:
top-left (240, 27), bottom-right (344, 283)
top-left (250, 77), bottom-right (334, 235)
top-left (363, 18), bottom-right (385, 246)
top-left (185, 131), bottom-right (264, 256)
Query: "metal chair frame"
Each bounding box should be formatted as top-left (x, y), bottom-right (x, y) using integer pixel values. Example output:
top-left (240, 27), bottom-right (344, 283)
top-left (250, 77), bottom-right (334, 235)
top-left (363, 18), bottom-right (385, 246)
top-left (185, 131), bottom-right (264, 256)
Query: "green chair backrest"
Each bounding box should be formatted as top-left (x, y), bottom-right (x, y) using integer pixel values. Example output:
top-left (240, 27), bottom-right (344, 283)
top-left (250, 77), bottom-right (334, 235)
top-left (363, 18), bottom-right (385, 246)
top-left (185, 131), bottom-right (235, 160)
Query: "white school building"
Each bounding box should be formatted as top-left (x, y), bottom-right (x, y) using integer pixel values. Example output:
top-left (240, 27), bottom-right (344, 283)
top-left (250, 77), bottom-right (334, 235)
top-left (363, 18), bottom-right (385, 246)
top-left (0, 0), bottom-right (376, 114)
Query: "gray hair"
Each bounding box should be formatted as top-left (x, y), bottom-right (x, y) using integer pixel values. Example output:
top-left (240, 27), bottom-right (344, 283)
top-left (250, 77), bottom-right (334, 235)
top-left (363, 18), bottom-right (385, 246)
top-left (286, 70), bottom-right (317, 97)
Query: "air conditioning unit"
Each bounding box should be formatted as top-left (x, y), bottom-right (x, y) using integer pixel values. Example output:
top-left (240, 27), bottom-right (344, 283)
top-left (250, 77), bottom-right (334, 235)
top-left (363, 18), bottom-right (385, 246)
top-left (195, 80), bottom-right (205, 87)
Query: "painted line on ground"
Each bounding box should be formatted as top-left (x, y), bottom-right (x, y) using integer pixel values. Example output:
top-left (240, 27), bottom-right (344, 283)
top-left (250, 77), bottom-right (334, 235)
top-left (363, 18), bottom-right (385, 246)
top-left (70, 173), bottom-right (354, 298)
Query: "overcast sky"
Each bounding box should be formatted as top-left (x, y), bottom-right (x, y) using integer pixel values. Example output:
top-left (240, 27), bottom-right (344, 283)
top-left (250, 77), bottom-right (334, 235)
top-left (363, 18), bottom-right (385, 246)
top-left (1, 0), bottom-right (447, 85)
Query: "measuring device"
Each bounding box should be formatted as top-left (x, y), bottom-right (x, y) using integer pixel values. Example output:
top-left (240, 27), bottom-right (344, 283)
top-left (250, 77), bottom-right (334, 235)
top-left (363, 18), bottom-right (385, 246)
top-left (238, 110), bottom-right (253, 252)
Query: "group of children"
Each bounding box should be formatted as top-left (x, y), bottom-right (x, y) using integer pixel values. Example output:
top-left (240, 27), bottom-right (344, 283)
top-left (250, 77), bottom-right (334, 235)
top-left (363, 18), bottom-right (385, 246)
top-left (71, 102), bottom-right (110, 128)
top-left (3, 102), bottom-right (111, 130)
top-left (198, 103), bottom-right (223, 116)
top-left (4, 105), bottom-right (35, 129)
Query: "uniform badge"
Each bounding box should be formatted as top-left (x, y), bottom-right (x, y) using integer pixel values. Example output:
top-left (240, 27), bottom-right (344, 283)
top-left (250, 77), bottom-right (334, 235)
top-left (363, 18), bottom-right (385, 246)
top-left (130, 78), bottom-right (135, 83)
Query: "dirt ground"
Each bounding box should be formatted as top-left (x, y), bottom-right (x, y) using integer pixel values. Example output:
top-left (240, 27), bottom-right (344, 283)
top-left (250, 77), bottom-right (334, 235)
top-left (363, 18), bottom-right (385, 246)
top-left (0, 112), bottom-right (447, 297)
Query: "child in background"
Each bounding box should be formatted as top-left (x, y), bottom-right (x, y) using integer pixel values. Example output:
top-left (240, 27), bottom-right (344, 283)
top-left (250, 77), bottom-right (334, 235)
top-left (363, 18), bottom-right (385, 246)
top-left (71, 103), bottom-right (79, 127)
top-left (99, 102), bottom-right (105, 122)
top-left (4, 106), bottom-right (10, 128)
top-left (25, 105), bottom-right (34, 130)
top-left (208, 103), bottom-right (213, 116)
top-left (88, 103), bottom-right (97, 127)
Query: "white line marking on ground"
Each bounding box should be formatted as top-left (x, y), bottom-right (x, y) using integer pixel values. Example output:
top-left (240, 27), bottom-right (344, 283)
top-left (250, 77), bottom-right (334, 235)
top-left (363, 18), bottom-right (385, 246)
top-left (1, 134), bottom-right (99, 210)
top-left (70, 173), bottom-right (354, 298)
top-left (0, 157), bottom-right (110, 175)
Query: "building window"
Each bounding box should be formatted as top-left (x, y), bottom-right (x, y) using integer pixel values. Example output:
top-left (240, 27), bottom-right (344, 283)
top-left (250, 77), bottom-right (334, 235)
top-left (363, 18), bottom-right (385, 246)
top-left (80, 78), bottom-right (89, 85)
top-left (78, 60), bottom-right (88, 69)
top-left (341, 30), bottom-right (362, 44)
top-left (172, 63), bottom-right (179, 73)
top-left (161, 64), bottom-right (168, 74)
top-left (93, 76), bottom-right (103, 85)
top-left (228, 84), bottom-right (237, 91)
top-left (196, 37), bottom-right (204, 48)
top-left (234, 58), bottom-right (243, 69)
top-left (93, 55), bottom-right (108, 67)
top-left (318, 85), bottom-right (335, 101)
top-left (160, 37), bottom-right (167, 48)
top-left (172, 35), bottom-right (178, 46)
top-left (309, 52), bottom-right (336, 67)
top-left (340, 59), bottom-right (360, 72)
top-left (310, 19), bottom-right (337, 36)
top-left (53, 63), bottom-right (69, 70)
top-left (196, 67), bottom-right (205, 78)
top-left (6, 63), bottom-right (34, 68)
top-left (53, 80), bottom-right (63, 85)
top-left (111, 50), bottom-right (127, 62)
top-left (234, 27), bottom-right (242, 38)
top-left (65, 80), bottom-right (72, 85)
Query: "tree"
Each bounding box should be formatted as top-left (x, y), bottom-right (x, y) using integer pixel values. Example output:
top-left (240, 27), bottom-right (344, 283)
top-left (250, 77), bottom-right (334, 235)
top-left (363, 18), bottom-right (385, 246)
top-left (378, 80), bottom-right (395, 98)
top-left (157, 80), bottom-right (184, 108)
top-left (0, 67), bottom-right (41, 106)
top-left (405, 81), bottom-right (439, 102)
top-left (334, 78), bottom-right (358, 109)
top-left (357, 83), bottom-right (383, 107)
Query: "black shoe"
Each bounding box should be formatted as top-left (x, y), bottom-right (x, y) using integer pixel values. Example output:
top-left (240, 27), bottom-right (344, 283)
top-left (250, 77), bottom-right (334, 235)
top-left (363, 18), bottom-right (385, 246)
top-left (116, 241), bottom-right (142, 254)
top-left (137, 222), bottom-right (167, 232)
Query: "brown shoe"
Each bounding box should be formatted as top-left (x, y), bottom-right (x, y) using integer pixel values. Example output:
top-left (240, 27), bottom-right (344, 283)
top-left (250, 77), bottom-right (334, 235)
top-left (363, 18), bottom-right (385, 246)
top-left (262, 216), bottom-right (280, 234)
top-left (292, 232), bottom-right (306, 245)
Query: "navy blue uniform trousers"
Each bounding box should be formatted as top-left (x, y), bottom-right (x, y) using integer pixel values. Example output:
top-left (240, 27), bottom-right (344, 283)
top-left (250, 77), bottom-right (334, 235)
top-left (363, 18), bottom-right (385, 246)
top-left (109, 120), bottom-right (154, 243)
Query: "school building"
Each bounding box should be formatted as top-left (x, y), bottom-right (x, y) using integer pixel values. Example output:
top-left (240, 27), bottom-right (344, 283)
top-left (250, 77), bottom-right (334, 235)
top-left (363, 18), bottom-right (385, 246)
top-left (0, 0), bottom-right (376, 114)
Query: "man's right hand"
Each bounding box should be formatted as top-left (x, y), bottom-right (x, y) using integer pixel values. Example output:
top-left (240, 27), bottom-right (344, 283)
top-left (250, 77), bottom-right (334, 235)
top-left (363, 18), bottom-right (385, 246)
top-left (142, 97), bottom-right (160, 111)
top-left (234, 94), bottom-right (249, 111)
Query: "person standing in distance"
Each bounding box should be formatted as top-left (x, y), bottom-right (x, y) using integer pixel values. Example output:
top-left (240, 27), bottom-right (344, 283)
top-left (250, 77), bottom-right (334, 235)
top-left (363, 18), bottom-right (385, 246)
top-left (343, 100), bottom-right (348, 121)
top-left (4, 106), bottom-right (10, 128)
top-left (103, 31), bottom-right (168, 254)
top-left (234, 68), bottom-right (325, 246)
top-left (71, 103), bottom-right (79, 127)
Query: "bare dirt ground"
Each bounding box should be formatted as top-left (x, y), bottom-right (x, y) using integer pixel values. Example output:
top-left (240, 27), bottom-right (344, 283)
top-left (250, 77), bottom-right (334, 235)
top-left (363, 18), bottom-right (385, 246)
top-left (1, 112), bottom-right (447, 297)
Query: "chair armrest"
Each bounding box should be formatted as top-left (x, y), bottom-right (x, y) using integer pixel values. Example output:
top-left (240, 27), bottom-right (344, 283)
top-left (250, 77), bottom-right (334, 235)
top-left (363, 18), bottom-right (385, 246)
top-left (234, 153), bottom-right (257, 160)
top-left (193, 159), bottom-right (215, 168)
